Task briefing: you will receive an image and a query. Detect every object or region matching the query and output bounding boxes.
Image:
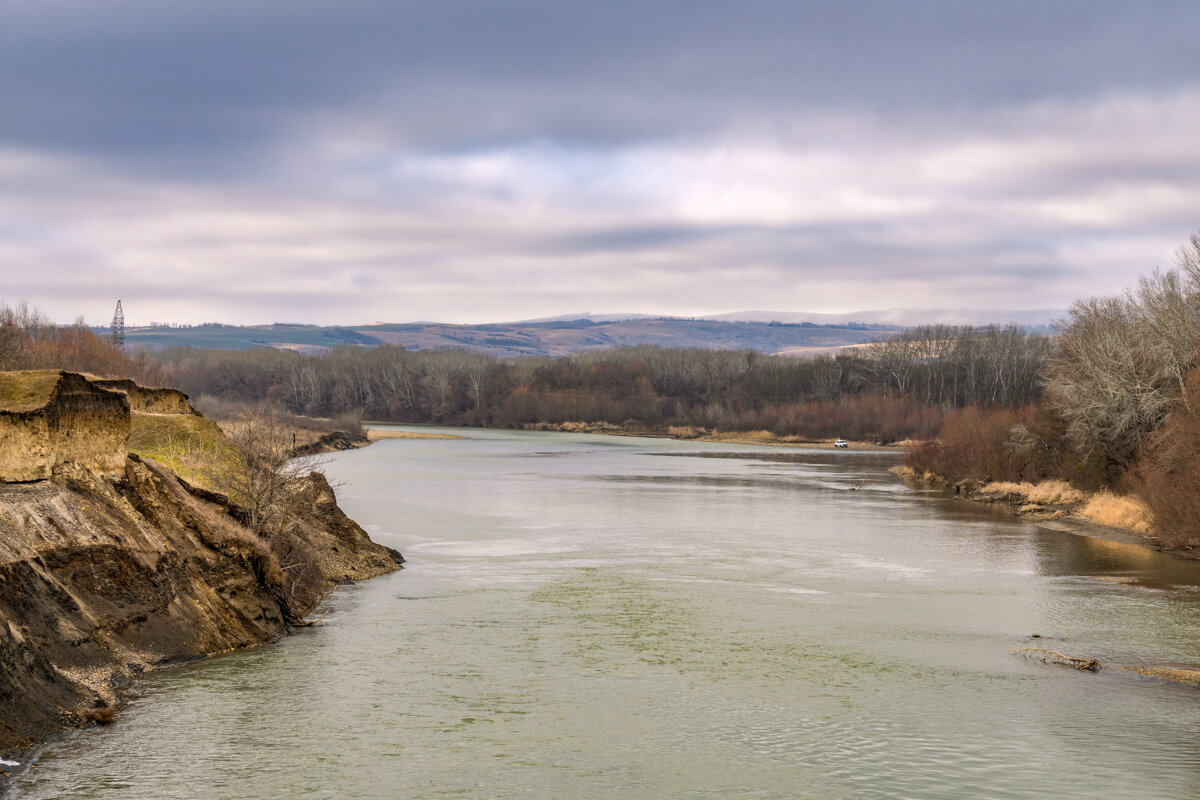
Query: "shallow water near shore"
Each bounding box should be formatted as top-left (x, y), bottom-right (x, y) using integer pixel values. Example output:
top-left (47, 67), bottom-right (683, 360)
top-left (11, 427), bottom-right (1200, 799)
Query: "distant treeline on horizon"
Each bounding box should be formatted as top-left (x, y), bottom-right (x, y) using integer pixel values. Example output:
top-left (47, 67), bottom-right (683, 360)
top-left (149, 324), bottom-right (1048, 446)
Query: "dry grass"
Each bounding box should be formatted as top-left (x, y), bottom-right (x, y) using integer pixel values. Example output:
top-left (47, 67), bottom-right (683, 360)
top-left (974, 480), bottom-right (1148, 532)
top-left (704, 430), bottom-right (811, 446)
top-left (979, 479), bottom-right (1087, 505)
top-left (366, 429), bottom-right (464, 441)
top-left (1078, 491), bottom-right (1152, 534)
top-left (1123, 666), bottom-right (1200, 685)
top-left (980, 480), bottom-right (1027, 495)
top-left (1025, 480), bottom-right (1088, 505)
top-left (889, 465), bottom-right (942, 482)
top-left (667, 425), bottom-right (704, 439)
top-left (528, 421), bottom-right (625, 434)
top-left (736, 429), bottom-right (783, 442)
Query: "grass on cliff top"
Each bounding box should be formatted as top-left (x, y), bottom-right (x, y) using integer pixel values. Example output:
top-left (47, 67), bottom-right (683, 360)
top-left (0, 369), bottom-right (63, 413)
top-left (129, 412), bottom-right (241, 488)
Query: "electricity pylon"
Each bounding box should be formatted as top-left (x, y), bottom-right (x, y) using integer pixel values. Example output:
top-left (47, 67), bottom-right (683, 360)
top-left (111, 300), bottom-right (125, 348)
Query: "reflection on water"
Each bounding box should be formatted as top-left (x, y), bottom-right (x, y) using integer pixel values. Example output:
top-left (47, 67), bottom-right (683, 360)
top-left (10, 427), bottom-right (1200, 800)
top-left (1035, 529), bottom-right (1191, 585)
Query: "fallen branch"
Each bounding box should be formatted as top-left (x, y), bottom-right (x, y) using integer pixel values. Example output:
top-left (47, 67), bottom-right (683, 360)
top-left (290, 610), bottom-right (330, 628)
top-left (1014, 647), bottom-right (1100, 671)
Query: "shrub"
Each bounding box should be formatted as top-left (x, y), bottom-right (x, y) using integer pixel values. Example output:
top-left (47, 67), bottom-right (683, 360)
top-left (906, 405), bottom-right (1040, 483)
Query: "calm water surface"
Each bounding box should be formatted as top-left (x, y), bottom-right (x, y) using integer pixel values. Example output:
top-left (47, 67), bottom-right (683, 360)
top-left (11, 428), bottom-right (1200, 799)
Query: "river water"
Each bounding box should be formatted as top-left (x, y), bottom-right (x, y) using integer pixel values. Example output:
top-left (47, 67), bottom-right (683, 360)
top-left (10, 428), bottom-right (1200, 799)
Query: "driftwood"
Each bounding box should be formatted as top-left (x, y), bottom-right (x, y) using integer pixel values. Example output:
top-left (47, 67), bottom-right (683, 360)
top-left (290, 609), bottom-right (331, 628)
top-left (1014, 647), bottom-right (1101, 671)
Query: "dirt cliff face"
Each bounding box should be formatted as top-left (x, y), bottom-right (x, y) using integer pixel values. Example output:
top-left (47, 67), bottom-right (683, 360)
top-left (0, 370), bottom-right (403, 759)
top-left (90, 378), bottom-right (200, 416)
top-left (0, 454), bottom-right (402, 757)
top-left (0, 455), bottom-right (286, 753)
top-left (0, 371), bottom-right (130, 482)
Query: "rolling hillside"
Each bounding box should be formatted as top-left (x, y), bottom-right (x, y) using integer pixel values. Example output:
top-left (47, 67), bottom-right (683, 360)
top-left (119, 318), bottom-right (902, 357)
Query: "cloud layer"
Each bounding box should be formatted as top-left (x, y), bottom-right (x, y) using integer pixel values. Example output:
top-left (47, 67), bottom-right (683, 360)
top-left (3, 1), bottom-right (1199, 325)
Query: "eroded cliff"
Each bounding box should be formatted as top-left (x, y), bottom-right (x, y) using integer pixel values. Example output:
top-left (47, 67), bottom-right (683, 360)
top-left (0, 371), bottom-right (403, 758)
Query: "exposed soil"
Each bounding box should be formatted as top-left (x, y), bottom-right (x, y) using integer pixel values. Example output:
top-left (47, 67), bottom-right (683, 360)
top-left (0, 455), bottom-right (402, 760)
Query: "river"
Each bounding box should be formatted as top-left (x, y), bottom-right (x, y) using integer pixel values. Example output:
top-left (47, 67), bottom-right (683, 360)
top-left (10, 427), bottom-right (1200, 799)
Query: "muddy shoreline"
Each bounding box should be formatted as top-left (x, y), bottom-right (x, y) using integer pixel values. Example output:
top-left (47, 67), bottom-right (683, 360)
top-left (368, 419), bottom-right (897, 450)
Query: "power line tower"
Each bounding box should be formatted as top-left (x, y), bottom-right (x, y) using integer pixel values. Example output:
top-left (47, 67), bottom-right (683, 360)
top-left (111, 300), bottom-right (125, 349)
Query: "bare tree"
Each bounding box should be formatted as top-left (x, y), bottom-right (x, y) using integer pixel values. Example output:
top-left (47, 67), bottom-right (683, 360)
top-left (207, 406), bottom-right (322, 537)
top-left (1043, 236), bottom-right (1200, 483)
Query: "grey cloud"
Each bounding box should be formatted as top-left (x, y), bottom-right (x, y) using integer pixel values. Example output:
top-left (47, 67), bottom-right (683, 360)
top-left (3, 2), bottom-right (1200, 326)
top-left (4, 1), bottom-right (1200, 166)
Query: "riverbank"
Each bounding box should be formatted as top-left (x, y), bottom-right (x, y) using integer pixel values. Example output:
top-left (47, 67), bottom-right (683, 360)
top-left (891, 466), bottom-right (1198, 561)
top-left (367, 429), bottom-right (465, 441)
top-left (0, 372), bottom-right (404, 773)
top-left (518, 420), bottom-right (899, 449)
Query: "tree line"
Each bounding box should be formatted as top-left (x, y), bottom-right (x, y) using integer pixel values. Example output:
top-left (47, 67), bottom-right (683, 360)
top-left (152, 325), bottom-right (1050, 444)
top-left (0, 302), bottom-right (161, 383)
top-left (909, 232), bottom-right (1200, 547)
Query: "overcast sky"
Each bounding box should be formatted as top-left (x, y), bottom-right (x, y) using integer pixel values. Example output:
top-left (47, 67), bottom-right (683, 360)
top-left (3, 1), bottom-right (1200, 326)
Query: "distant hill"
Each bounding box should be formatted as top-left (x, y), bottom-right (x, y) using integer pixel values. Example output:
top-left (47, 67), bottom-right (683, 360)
top-left (709, 308), bottom-right (1063, 328)
top-left (115, 310), bottom-right (1056, 357)
top-left (117, 318), bottom-right (905, 357)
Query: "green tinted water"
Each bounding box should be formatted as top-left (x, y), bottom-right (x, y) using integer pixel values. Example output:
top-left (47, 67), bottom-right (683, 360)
top-left (11, 428), bottom-right (1200, 799)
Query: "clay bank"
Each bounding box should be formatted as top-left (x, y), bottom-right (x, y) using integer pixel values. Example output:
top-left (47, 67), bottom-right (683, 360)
top-left (0, 371), bottom-right (402, 762)
top-left (0, 371), bottom-right (130, 483)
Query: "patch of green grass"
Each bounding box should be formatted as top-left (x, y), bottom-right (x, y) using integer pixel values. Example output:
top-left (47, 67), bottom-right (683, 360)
top-left (128, 412), bottom-right (241, 487)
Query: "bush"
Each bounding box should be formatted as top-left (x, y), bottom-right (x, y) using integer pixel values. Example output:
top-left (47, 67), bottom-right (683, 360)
top-left (906, 405), bottom-right (1040, 483)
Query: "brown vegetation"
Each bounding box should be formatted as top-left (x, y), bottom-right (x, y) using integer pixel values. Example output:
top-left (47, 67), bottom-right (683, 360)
top-left (0, 303), bottom-right (161, 385)
top-left (905, 232), bottom-right (1200, 550)
top-left (1125, 365), bottom-right (1200, 548)
top-left (1041, 233), bottom-right (1200, 488)
top-left (977, 480), bottom-right (1087, 506)
top-left (1077, 492), bottom-right (1151, 534)
top-left (905, 405), bottom-right (1041, 483)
